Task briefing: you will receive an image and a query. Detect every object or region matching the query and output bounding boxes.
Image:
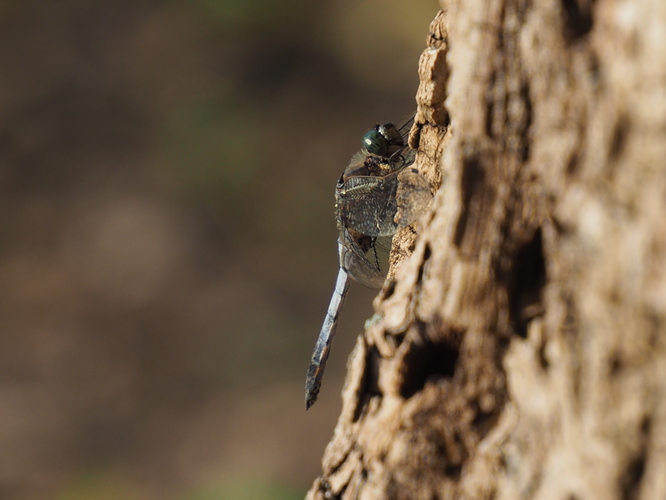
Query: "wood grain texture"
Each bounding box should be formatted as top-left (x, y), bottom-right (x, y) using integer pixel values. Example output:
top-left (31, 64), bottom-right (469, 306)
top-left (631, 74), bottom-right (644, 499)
top-left (307, 1), bottom-right (666, 498)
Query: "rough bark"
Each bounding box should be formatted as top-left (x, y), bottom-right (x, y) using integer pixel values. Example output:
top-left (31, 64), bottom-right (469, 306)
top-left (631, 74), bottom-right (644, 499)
top-left (307, 1), bottom-right (666, 499)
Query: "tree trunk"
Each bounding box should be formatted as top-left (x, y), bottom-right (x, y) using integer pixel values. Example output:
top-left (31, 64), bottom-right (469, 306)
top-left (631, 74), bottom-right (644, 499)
top-left (307, 1), bottom-right (666, 499)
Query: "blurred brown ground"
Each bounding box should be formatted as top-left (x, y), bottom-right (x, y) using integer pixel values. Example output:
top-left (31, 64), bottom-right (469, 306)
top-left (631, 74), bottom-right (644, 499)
top-left (0, 0), bottom-right (438, 499)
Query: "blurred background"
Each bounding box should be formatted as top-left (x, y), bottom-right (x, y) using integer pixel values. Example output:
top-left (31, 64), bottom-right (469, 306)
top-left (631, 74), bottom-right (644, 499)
top-left (0, 0), bottom-right (438, 498)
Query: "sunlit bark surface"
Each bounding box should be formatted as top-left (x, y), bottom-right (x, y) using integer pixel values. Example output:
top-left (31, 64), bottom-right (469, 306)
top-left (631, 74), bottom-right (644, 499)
top-left (308, 1), bottom-right (666, 499)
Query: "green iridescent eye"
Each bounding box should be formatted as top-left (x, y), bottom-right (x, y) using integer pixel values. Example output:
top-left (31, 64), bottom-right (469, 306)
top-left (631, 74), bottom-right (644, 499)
top-left (362, 129), bottom-right (389, 156)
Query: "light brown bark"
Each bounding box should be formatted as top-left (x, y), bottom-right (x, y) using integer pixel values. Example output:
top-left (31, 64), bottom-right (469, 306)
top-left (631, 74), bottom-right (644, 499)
top-left (307, 1), bottom-right (666, 499)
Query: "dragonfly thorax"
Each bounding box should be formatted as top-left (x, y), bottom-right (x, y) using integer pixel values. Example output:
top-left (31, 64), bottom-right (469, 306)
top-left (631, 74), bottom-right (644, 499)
top-left (340, 152), bottom-right (392, 183)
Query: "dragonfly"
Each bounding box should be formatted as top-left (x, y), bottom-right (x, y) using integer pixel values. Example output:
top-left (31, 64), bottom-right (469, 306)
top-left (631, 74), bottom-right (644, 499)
top-left (305, 119), bottom-right (432, 409)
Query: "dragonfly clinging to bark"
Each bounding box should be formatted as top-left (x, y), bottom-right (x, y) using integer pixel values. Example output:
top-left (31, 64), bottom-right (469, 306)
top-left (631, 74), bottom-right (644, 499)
top-left (305, 119), bottom-right (432, 409)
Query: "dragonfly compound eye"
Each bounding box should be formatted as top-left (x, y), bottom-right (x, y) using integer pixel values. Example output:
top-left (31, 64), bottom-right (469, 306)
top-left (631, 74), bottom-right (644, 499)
top-left (362, 129), bottom-right (389, 156)
top-left (364, 122), bottom-right (405, 159)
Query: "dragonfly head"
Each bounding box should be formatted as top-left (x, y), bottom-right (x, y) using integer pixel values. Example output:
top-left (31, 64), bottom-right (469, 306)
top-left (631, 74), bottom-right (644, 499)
top-left (362, 122), bottom-right (404, 158)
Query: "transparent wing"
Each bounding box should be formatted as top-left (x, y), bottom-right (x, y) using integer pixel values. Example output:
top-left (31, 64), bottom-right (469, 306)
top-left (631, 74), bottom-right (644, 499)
top-left (336, 173), bottom-right (401, 237)
top-left (338, 228), bottom-right (385, 289)
top-left (336, 167), bottom-right (432, 237)
top-left (393, 168), bottom-right (433, 227)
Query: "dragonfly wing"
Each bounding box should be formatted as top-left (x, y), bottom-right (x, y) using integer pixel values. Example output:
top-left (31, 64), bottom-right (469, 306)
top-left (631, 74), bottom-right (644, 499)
top-left (336, 174), bottom-right (400, 237)
top-left (394, 168), bottom-right (433, 227)
top-left (338, 228), bottom-right (385, 288)
top-left (336, 167), bottom-right (431, 237)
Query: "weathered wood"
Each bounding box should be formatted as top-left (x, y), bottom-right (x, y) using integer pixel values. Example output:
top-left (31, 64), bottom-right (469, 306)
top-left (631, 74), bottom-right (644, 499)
top-left (308, 2), bottom-right (666, 498)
